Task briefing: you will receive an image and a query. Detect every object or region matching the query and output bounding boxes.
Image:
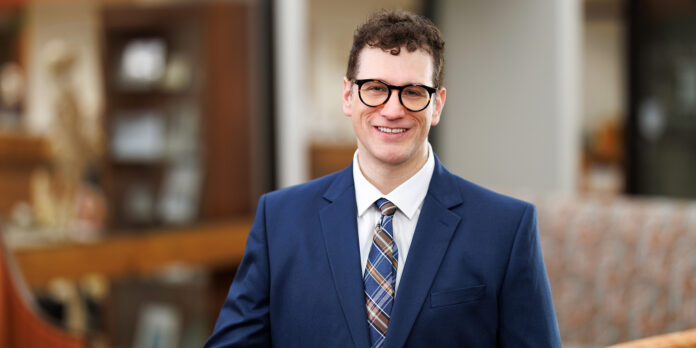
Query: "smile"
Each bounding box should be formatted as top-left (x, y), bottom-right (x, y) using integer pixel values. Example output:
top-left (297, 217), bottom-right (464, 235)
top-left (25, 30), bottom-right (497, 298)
top-left (377, 126), bottom-right (407, 134)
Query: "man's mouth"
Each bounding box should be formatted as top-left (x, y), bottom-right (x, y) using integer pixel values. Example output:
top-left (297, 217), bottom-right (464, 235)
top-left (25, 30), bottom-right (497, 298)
top-left (376, 126), bottom-right (407, 134)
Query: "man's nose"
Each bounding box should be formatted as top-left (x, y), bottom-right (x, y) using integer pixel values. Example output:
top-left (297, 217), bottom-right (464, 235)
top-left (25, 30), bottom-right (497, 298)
top-left (380, 89), bottom-right (405, 118)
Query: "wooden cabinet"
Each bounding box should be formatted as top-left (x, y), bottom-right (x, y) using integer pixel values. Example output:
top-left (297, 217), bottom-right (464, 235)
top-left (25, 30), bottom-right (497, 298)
top-left (101, 3), bottom-right (258, 230)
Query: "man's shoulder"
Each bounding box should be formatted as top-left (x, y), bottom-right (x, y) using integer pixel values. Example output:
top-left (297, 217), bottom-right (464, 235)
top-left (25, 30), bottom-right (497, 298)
top-left (264, 166), bottom-right (352, 204)
top-left (436, 169), bottom-right (537, 240)
top-left (438, 167), bottom-right (534, 213)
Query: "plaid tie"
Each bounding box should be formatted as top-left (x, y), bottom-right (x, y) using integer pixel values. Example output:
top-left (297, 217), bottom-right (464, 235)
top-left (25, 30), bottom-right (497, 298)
top-left (364, 198), bottom-right (398, 348)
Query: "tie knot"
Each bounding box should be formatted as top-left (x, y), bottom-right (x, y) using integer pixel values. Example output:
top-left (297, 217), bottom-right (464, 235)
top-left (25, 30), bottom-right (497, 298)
top-left (376, 198), bottom-right (397, 216)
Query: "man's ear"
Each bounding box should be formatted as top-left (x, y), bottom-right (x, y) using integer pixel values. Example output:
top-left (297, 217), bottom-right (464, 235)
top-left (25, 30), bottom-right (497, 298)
top-left (342, 77), bottom-right (353, 117)
top-left (431, 87), bottom-right (446, 126)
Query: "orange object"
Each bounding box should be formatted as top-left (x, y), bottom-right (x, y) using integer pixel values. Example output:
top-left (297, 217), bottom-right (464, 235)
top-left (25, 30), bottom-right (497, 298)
top-left (0, 235), bottom-right (86, 348)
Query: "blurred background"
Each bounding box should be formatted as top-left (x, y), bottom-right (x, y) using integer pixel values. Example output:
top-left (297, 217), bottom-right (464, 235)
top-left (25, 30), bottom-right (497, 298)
top-left (0, 0), bottom-right (695, 347)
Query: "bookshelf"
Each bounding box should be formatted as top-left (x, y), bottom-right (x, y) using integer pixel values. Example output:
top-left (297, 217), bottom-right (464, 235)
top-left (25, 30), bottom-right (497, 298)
top-left (100, 2), bottom-right (256, 230)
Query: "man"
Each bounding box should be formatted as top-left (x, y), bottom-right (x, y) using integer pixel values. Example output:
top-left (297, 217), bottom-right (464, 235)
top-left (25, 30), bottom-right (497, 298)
top-left (205, 9), bottom-right (561, 347)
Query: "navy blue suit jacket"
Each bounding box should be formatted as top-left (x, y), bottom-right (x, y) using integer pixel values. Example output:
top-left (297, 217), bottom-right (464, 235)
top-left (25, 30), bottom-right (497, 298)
top-left (205, 157), bottom-right (561, 347)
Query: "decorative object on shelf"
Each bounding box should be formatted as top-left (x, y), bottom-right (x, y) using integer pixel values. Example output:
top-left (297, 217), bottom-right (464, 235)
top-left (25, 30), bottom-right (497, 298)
top-left (158, 105), bottom-right (200, 225)
top-left (0, 7), bottom-right (25, 132)
top-left (118, 38), bottom-right (167, 90)
top-left (123, 183), bottom-right (156, 225)
top-left (162, 52), bottom-right (192, 92)
top-left (73, 170), bottom-right (107, 241)
top-left (0, 62), bottom-right (25, 131)
top-left (132, 303), bottom-right (182, 348)
top-left (111, 111), bottom-right (166, 161)
top-left (44, 39), bottom-right (103, 237)
top-left (31, 168), bottom-right (57, 228)
top-left (46, 278), bottom-right (87, 335)
top-left (638, 97), bottom-right (666, 142)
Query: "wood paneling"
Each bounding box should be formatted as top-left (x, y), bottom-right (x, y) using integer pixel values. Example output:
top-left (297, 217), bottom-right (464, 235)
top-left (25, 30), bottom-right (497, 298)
top-left (200, 3), bottom-right (253, 218)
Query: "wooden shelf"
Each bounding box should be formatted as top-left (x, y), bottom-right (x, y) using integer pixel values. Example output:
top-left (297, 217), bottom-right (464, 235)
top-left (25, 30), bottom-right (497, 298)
top-left (0, 133), bottom-right (51, 167)
top-left (11, 219), bottom-right (252, 288)
top-left (0, 134), bottom-right (51, 215)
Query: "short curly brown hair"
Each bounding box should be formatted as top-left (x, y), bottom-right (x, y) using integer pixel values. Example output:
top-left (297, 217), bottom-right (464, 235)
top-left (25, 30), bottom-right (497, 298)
top-left (346, 9), bottom-right (445, 88)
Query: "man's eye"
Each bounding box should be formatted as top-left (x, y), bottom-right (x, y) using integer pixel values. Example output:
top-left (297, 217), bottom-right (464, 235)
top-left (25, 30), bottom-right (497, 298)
top-left (367, 86), bottom-right (387, 92)
top-left (404, 89), bottom-right (426, 97)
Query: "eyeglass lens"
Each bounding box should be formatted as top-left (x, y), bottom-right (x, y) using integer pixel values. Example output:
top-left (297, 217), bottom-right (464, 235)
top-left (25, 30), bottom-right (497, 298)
top-left (359, 80), bottom-right (431, 111)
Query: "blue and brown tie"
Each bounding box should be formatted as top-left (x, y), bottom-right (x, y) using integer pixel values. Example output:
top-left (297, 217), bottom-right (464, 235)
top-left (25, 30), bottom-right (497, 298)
top-left (364, 198), bottom-right (399, 348)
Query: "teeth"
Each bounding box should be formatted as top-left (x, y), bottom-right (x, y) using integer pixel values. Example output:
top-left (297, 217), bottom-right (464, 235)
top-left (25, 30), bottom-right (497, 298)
top-left (377, 127), bottom-right (406, 134)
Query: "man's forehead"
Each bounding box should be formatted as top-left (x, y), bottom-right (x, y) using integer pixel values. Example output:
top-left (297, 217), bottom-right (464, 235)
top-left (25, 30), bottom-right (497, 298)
top-left (355, 46), bottom-right (434, 85)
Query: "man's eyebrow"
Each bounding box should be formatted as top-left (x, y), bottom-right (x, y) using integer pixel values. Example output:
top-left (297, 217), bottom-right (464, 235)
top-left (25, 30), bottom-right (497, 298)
top-left (358, 78), bottom-right (430, 86)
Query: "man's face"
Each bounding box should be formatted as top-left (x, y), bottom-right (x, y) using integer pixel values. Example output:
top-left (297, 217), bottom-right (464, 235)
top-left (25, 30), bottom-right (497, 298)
top-left (343, 46), bottom-right (446, 171)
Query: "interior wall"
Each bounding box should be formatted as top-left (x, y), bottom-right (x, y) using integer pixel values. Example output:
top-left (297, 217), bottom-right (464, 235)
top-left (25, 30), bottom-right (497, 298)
top-left (436, 0), bottom-right (581, 192)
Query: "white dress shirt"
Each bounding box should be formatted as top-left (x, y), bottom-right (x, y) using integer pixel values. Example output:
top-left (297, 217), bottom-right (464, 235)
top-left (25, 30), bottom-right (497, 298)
top-left (352, 142), bottom-right (435, 293)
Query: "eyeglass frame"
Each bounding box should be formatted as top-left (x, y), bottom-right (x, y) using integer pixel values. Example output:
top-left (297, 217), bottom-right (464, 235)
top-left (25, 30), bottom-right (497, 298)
top-left (352, 79), bottom-right (438, 112)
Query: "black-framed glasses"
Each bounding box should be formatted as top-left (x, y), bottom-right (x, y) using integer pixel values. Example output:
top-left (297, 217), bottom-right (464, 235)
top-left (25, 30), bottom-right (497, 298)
top-left (353, 79), bottom-right (437, 112)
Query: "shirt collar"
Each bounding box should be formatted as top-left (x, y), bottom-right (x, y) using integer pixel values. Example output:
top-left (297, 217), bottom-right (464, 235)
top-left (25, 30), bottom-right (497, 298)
top-left (353, 142), bottom-right (435, 220)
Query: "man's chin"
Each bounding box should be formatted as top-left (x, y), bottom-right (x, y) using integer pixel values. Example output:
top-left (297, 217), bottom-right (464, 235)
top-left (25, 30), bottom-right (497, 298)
top-left (374, 152), bottom-right (412, 167)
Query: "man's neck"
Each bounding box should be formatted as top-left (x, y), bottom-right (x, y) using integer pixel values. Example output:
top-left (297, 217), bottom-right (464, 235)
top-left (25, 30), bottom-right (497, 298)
top-left (357, 145), bottom-right (429, 195)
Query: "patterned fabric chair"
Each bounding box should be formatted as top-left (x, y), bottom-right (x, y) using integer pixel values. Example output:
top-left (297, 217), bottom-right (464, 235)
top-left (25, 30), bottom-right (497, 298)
top-left (515, 192), bottom-right (696, 347)
top-left (0, 235), bottom-right (86, 348)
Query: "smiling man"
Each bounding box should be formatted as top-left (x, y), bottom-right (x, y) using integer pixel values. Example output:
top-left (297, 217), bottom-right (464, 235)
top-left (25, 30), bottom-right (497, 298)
top-left (205, 9), bottom-right (561, 348)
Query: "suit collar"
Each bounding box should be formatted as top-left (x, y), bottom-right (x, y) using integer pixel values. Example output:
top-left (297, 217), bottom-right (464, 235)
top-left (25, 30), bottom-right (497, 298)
top-left (384, 156), bottom-right (464, 347)
top-left (427, 154), bottom-right (464, 210)
top-left (322, 165), bottom-right (354, 203)
top-left (319, 165), bottom-right (371, 348)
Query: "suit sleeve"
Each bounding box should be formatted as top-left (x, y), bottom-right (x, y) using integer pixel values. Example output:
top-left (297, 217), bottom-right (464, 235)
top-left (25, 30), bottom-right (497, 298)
top-left (498, 204), bottom-right (561, 348)
top-left (204, 195), bottom-right (272, 348)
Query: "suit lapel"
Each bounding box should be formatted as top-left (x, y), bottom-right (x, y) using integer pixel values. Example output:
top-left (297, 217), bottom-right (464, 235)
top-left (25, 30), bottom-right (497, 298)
top-left (384, 158), bottom-right (463, 348)
top-left (319, 166), bottom-right (370, 348)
